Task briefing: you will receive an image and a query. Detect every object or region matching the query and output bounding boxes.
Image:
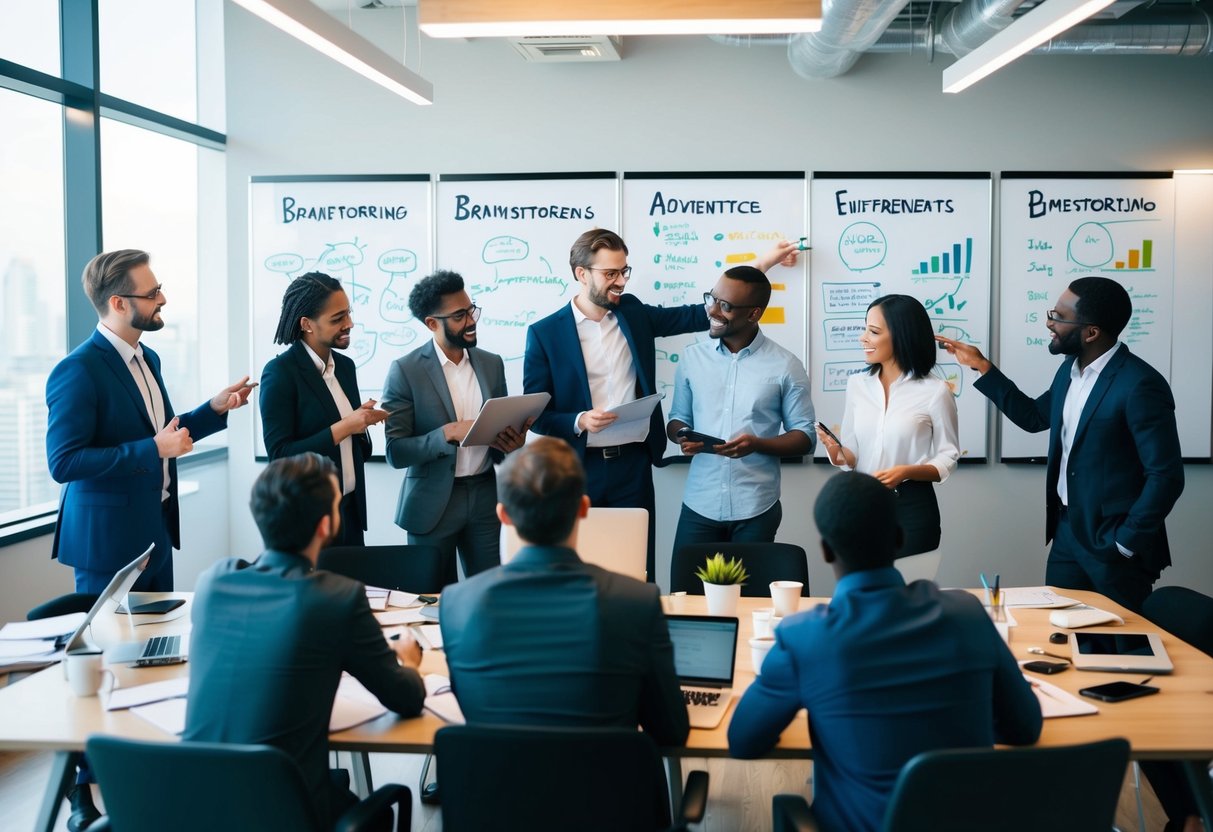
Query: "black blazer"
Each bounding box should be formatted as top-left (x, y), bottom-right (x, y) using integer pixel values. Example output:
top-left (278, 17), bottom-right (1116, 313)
top-left (259, 341), bottom-right (373, 531)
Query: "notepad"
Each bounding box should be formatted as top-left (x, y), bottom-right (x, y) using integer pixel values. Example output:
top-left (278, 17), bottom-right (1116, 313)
top-left (1023, 674), bottom-right (1099, 718)
top-left (1000, 587), bottom-right (1080, 609)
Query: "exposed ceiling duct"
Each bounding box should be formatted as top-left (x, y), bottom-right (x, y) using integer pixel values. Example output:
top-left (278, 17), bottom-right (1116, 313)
top-left (786, 0), bottom-right (915, 78)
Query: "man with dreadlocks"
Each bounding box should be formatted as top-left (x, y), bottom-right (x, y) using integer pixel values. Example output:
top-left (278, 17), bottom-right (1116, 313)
top-left (260, 272), bottom-right (388, 546)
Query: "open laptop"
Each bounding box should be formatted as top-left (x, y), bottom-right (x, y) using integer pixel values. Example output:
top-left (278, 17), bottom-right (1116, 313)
top-left (64, 544), bottom-right (188, 667)
top-left (666, 614), bottom-right (739, 729)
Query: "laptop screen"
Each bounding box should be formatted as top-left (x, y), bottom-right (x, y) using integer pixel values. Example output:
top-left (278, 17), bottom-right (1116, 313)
top-left (666, 614), bottom-right (738, 687)
top-left (64, 543), bottom-right (155, 653)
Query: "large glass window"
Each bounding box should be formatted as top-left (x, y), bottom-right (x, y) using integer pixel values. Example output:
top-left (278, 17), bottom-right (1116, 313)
top-left (0, 89), bottom-right (66, 524)
top-left (0, 3), bottom-right (60, 77)
top-left (99, 0), bottom-right (198, 123)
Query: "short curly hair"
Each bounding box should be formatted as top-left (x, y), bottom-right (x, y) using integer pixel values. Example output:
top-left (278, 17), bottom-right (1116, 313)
top-left (408, 270), bottom-right (465, 321)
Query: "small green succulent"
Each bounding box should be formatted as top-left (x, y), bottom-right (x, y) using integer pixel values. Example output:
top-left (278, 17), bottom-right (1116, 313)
top-left (695, 553), bottom-right (749, 586)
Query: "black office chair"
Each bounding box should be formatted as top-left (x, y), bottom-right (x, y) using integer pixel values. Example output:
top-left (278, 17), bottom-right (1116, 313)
top-left (318, 544), bottom-right (446, 594)
top-left (27, 592), bottom-right (99, 622)
top-left (86, 736), bottom-right (412, 832)
top-left (671, 542), bottom-right (809, 597)
top-left (1144, 586), bottom-right (1213, 658)
top-left (435, 724), bottom-right (708, 832)
top-left (773, 738), bottom-right (1130, 832)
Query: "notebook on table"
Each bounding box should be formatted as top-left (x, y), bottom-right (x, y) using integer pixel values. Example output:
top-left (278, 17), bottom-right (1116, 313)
top-left (666, 614), bottom-right (739, 729)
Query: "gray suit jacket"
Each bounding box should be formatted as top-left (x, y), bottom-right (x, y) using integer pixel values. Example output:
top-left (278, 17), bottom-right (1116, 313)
top-left (380, 341), bottom-right (507, 534)
top-left (439, 545), bottom-right (690, 746)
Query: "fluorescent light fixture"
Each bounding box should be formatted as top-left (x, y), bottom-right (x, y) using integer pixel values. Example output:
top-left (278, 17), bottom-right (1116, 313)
top-left (419, 0), bottom-right (823, 38)
top-left (942, 0), bottom-right (1117, 93)
top-left (232, 0), bottom-right (434, 105)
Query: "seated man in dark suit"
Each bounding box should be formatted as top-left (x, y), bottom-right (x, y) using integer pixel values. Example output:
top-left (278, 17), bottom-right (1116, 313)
top-left (440, 436), bottom-right (689, 746)
top-left (184, 453), bottom-right (426, 827)
top-left (728, 472), bottom-right (1042, 832)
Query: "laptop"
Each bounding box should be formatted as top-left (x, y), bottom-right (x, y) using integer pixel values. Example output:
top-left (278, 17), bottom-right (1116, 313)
top-left (64, 544), bottom-right (189, 667)
top-left (666, 614), bottom-right (739, 729)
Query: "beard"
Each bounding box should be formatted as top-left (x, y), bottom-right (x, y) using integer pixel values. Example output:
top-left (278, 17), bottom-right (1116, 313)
top-left (443, 319), bottom-right (477, 349)
top-left (587, 282), bottom-right (620, 310)
top-left (1048, 327), bottom-right (1083, 356)
top-left (131, 305), bottom-right (164, 332)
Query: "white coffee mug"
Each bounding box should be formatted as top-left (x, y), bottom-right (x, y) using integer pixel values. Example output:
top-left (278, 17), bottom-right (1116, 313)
top-left (752, 608), bottom-right (775, 639)
top-left (749, 636), bottom-right (776, 675)
top-left (769, 581), bottom-right (804, 618)
top-left (65, 651), bottom-right (107, 698)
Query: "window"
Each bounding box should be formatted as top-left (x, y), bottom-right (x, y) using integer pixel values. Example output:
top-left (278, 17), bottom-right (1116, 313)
top-left (99, 0), bottom-right (198, 122)
top-left (0, 3), bottom-right (60, 77)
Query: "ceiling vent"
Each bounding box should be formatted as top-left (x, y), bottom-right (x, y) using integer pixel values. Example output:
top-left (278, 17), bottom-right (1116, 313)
top-left (509, 35), bottom-right (622, 62)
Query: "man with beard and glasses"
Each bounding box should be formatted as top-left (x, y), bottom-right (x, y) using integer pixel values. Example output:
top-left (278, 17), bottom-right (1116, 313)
top-left (185, 453), bottom-right (424, 830)
top-left (666, 265), bottom-right (815, 556)
top-left (46, 249), bottom-right (255, 594)
top-left (937, 276), bottom-right (1183, 613)
top-left (381, 270), bottom-right (529, 583)
top-left (524, 228), bottom-right (799, 581)
top-left (260, 272), bottom-right (388, 546)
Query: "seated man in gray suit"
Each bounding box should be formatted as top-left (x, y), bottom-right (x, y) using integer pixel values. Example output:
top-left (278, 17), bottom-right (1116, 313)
top-left (440, 437), bottom-right (690, 745)
top-left (381, 270), bottom-right (529, 584)
top-left (185, 453), bottom-right (426, 827)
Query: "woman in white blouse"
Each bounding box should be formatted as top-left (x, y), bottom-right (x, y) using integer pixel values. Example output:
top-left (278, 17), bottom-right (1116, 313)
top-left (816, 294), bottom-right (960, 556)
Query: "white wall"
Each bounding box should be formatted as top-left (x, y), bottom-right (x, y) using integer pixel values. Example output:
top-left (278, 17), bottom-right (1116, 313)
top-left (219, 8), bottom-right (1213, 597)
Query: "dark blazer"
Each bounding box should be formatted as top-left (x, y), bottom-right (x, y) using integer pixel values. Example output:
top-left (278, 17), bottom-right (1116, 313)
top-left (184, 550), bottom-right (425, 825)
top-left (523, 295), bottom-right (707, 464)
top-left (440, 545), bottom-right (690, 746)
top-left (380, 341), bottom-right (506, 534)
top-left (45, 329), bottom-right (226, 575)
top-left (975, 345), bottom-right (1184, 577)
top-left (259, 341), bottom-right (372, 532)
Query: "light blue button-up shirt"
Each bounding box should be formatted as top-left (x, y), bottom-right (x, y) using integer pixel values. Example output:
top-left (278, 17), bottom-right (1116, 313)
top-left (669, 331), bottom-right (815, 521)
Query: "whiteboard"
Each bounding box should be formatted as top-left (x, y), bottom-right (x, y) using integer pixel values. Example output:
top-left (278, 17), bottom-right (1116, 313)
top-left (249, 175), bottom-right (433, 459)
top-left (997, 174), bottom-right (1176, 461)
top-left (809, 173), bottom-right (992, 462)
top-left (435, 173), bottom-right (618, 398)
top-left (621, 173), bottom-right (807, 455)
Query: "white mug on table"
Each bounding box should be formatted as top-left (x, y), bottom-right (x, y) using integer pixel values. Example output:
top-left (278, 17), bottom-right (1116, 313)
top-left (65, 651), bottom-right (110, 697)
top-left (769, 581), bottom-right (803, 618)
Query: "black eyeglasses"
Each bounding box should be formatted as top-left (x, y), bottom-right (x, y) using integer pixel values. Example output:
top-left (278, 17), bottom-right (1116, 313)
top-left (430, 305), bottom-right (482, 324)
top-left (584, 266), bottom-right (632, 281)
top-left (703, 292), bottom-right (759, 315)
top-left (115, 284), bottom-right (164, 302)
top-left (1045, 309), bottom-right (1093, 326)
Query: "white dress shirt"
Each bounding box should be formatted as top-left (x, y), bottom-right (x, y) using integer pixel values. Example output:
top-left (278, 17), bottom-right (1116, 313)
top-left (834, 370), bottom-right (960, 481)
top-left (437, 347), bottom-right (489, 477)
top-left (302, 343), bottom-right (357, 496)
top-left (570, 299), bottom-right (641, 447)
top-left (1058, 342), bottom-right (1123, 507)
top-left (96, 323), bottom-right (170, 500)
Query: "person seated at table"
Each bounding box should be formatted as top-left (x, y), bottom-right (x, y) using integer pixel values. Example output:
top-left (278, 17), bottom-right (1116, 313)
top-left (728, 472), bottom-right (1042, 832)
top-left (440, 436), bottom-right (689, 746)
top-left (183, 453), bottom-right (425, 828)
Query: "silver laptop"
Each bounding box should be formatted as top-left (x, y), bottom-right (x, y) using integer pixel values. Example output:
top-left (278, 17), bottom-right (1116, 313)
top-left (667, 614), bottom-right (739, 729)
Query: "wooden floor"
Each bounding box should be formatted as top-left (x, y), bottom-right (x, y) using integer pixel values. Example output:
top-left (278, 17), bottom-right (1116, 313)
top-left (0, 748), bottom-right (1175, 831)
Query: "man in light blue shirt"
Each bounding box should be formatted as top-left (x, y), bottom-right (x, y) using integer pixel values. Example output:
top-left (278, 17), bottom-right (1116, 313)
top-left (666, 265), bottom-right (815, 556)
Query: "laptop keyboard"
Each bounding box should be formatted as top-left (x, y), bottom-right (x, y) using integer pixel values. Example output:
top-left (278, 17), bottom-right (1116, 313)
top-left (142, 635), bottom-right (180, 659)
top-left (683, 689), bottom-right (722, 707)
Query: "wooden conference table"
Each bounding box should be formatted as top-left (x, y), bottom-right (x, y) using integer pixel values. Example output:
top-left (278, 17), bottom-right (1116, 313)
top-left (2, 588), bottom-right (1212, 831)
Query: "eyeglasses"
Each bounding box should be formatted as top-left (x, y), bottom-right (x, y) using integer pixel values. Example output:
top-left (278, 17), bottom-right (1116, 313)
top-left (703, 292), bottom-right (759, 315)
top-left (583, 266), bottom-right (632, 281)
top-left (116, 284), bottom-right (165, 302)
top-left (1045, 309), bottom-right (1093, 326)
top-left (430, 304), bottom-right (482, 324)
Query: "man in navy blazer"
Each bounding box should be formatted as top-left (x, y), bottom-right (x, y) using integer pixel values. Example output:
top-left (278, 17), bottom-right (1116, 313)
top-left (940, 276), bottom-right (1184, 613)
top-left (46, 250), bottom-right (254, 593)
top-left (524, 228), bottom-right (798, 579)
top-left (440, 437), bottom-right (689, 746)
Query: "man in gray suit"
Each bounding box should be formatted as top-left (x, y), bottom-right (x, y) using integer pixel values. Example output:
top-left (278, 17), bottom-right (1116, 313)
top-left (381, 270), bottom-right (528, 584)
top-left (440, 437), bottom-right (690, 745)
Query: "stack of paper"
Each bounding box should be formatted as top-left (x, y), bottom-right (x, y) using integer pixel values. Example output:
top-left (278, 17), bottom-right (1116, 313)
top-left (0, 613), bottom-right (84, 672)
top-left (1001, 587), bottom-right (1080, 609)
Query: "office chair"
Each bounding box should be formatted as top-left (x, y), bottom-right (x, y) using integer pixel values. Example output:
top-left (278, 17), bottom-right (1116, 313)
top-left (27, 592), bottom-right (99, 622)
top-left (435, 724), bottom-right (708, 832)
top-left (773, 738), bottom-right (1130, 832)
top-left (671, 542), bottom-right (809, 597)
top-left (86, 736), bottom-right (412, 832)
top-left (1144, 586), bottom-right (1213, 658)
top-left (502, 507), bottom-right (649, 581)
top-left (318, 544), bottom-right (446, 594)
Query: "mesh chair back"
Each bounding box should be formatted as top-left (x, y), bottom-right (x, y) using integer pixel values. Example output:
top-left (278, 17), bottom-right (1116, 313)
top-left (671, 542), bottom-right (809, 597)
top-left (318, 544), bottom-right (446, 593)
top-left (1144, 586), bottom-right (1213, 658)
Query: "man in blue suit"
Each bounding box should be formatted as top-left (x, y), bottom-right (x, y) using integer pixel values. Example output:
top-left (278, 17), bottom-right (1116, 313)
top-left (728, 472), bottom-right (1042, 832)
top-left (939, 276), bottom-right (1184, 613)
top-left (46, 249), bottom-right (254, 593)
top-left (523, 228), bottom-right (797, 580)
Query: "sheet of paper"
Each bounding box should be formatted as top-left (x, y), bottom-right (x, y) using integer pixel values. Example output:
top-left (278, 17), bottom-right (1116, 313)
top-left (106, 677), bottom-right (190, 711)
top-left (1024, 675), bottom-right (1099, 718)
top-left (0, 613), bottom-right (86, 641)
top-left (131, 698), bottom-right (187, 735)
top-left (367, 595), bottom-right (387, 611)
top-left (596, 393), bottom-right (663, 445)
top-left (0, 650), bottom-right (63, 672)
top-left (423, 674), bottom-right (464, 724)
top-left (330, 674), bottom-right (389, 732)
top-left (415, 624), bottom-right (443, 651)
top-left (374, 608), bottom-right (429, 626)
top-left (1001, 587), bottom-right (1080, 608)
top-left (388, 591), bottom-right (421, 609)
top-left (130, 607), bottom-right (188, 627)
top-left (0, 639), bottom-right (59, 658)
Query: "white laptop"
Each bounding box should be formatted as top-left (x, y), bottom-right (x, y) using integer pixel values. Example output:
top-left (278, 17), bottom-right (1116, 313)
top-left (666, 614), bottom-right (739, 729)
top-left (500, 507), bottom-right (648, 581)
top-left (1069, 631), bottom-right (1173, 674)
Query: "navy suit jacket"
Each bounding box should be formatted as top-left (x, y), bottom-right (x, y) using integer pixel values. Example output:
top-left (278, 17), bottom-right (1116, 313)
top-left (259, 341), bottom-right (372, 531)
top-left (523, 295), bottom-right (707, 465)
top-left (440, 545), bottom-right (690, 746)
top-left (184, 550), bottom-right (425, 825)
top-left (728, 569), bottom-right (1042, 832)
top-left (45, 329), bottom-right (226, 575)
top-left (975, 345), bottom-right (1184, 577)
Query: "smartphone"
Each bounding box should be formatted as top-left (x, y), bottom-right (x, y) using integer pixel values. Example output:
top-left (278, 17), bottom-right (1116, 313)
top-left (675, 427), bottom-right (726, 451)
top-left (1023, 660), bottom-right (1069, 675)
top-left (1079, 681), bottom-right (1160, 702)
top-left (815, 421), bottom-right (842, 446)
top-left (128, 598), bottom-right (186, 615)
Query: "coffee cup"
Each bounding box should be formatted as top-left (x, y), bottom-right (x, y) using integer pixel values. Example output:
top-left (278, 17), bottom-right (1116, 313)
top-left (769, 581), bottom-right (804, 618)
top-left (65, 651), bottom-right (108, 698)
top-left (749, 636), bottom-right (776, 674)
top-left (752, 608), bottom-right (776, 638)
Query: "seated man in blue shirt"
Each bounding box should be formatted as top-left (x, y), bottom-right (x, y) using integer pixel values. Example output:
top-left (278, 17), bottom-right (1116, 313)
top-left (667, 265), bottom-right (815, 555)
top-left (728, 472), bottom-right (1042, 832)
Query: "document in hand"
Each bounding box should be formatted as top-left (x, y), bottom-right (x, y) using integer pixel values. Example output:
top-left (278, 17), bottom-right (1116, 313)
top-left (596, 393), bottom-right (664, 445)
top-left (461, 393), bottom-right (551, 447)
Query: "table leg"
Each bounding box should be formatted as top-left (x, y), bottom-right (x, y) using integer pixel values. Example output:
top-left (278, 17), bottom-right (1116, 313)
top-left (34, 750), bottom-right (75, 832)
top-left (665, 756), bottom-right (683, 819)
top-left (1182, 759), bottom-right (1213, 830)
top-left (349, 751), bottom-right (374, 797)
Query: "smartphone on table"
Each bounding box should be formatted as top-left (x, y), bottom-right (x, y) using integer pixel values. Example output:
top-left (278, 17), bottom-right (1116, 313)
top-left (1078, 681), bottom-right (1160, 702)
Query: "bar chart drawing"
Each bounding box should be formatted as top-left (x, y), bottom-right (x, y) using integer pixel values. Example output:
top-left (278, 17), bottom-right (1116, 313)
top-left (1067, 220), bottom-right (1159, 272)
top-left (1111, 238), bottom-right (1154, 271)
top-left (912, 237), bottom-right (974, 276)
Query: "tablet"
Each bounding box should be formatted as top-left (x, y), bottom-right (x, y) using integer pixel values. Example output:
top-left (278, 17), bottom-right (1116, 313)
top-left (1069, 631), bottom-right (1173, 674)
top-left (460, 393), bottom-right (550, 447)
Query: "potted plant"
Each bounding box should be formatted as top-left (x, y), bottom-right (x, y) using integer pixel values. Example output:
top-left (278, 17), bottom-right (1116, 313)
top-left (696, 553), bottom-right (748, 616)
